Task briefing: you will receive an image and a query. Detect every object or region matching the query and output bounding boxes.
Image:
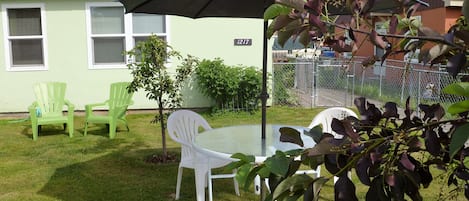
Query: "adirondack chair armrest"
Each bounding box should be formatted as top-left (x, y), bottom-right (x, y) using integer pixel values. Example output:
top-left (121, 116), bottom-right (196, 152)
top-left (28, 102), bottom-right (39, 120)
top-left (85, 101), bottom-right (108, 116)
top-left (64, 99), bottom-right (75, 110)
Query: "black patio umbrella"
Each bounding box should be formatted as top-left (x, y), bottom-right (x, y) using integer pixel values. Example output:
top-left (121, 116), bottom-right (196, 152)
top-left (118, 0), bottom-right (429, 141)
top-left (119, 0), bottom-right (275, 141)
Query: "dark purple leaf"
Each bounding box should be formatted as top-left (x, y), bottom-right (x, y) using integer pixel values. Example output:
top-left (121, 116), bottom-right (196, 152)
top-left (335, 176), bottom-right (358, 201)
top-left (402, 170), bottom-right (423, 201)
top-left (454, 167), bottom-right (469, 180)
top-left (400, 153), bottom-right (416, 171)
top-left (346, 0), bottom-right (360, 14)
top-left (425, 129), bottom-right (441, 156)
top-left (356, 157), bottom-right (372, 185)
top-left (307, 134), bottom-right (341, 156)
top-left (389, 173), bottom-right (412, 201)
top-left (444, 32), bottom-right (455, 44)
top-left (448, 173), bottom-right (457, 186)
top-left (407, 137), bottom-right (423, 152)
top-left (324, 154), bottom-right (340, 174)
top-left (364, 103), bottom-right (383, 126)
top-left (370, 152), bottom-right (382, 164)
top-left (380, 44), bottom-right (392, 66)
top-left (308, 14), bottom-right (327, 34)
top-left (354, 97), bottom-right (367, 115)
top-left (325, 154), bottom-right (349, 177)
top-left (454, 30), bottom-right (469, 46)
top-left (370, 29), bottom-right (387, 49)
top-left (389, 15), bottom-right (398, 34)
top-left (417, 166), bottom-right (432, 188)
top-left (385, 174), bottom-right (396, 187)
top-left (348, 28), bottom-right (356, 42)
top-left (366, 176), bottom-right (391, 201)
top-left (279, 127), bottom-right (304, 147)
top-left (405, 96), bottom-right (412, 117)
top-left (331, 118), bottom-right (360, 142)
top-left (382, 102), bottom-right (398, 119)
top-left (360, 0), bottom-right (375, 17)
top-left (304, 0), bottom-right (323, 16)
top-left (419, 103), bottom-right (445, 121)
top-left (368, 161), bottom-right (381, 177)
top-left (406, 3), bottom-right (420, 18)
top-left (446, 52), bottom-right (467, 78)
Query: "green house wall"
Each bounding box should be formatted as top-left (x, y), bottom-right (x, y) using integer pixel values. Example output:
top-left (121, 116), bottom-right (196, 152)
top-left (0, 0), bottom-right (271, 113)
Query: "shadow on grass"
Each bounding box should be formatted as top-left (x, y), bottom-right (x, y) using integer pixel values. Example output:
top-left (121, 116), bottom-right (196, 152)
top-left (37, 148), bottom-right (199, 201)
top-left (79, 124), bottom-right (131, 139)
top-left (19, 124), bottom-right (71, 139)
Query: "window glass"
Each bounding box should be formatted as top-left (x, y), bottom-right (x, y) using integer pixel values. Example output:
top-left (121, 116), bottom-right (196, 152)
top-left (133, 13), bottom-right (165, 33)
top-left (93, 38), bottom-right (125, 63)
top-left (8, 8), bottom-right (41, 36)
top-left (86, 3), bottom-right (168, 68)
top-left (3, 5), bottom-right (46, 70)
top-left (91, 7), bottom-right (124, 34)
top-left (11, 39), bottom-right (44, 65)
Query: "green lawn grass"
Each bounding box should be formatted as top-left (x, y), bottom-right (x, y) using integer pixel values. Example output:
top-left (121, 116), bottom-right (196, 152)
top-left (0, 107), bottom-right (463, 200)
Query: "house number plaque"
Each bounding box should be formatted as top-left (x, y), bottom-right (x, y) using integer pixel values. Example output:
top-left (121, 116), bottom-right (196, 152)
top-left (234, 38), bottom-right (252, 46)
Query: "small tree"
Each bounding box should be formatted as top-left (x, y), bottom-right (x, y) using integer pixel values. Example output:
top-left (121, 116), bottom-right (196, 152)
top-left (126, 35), bottom-right (197, 162)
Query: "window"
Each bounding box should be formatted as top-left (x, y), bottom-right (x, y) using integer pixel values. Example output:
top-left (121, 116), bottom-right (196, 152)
top-left (86, 2), bottom-right (168, 69)
top-left (2, 4), bottom-right (47, 71)
top-left (374, 22), bottom-right (386, 76)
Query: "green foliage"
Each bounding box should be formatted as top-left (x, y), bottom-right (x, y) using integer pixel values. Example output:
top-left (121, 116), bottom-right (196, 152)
top-left (233, 95), bottom-right (469, 200)
top-left (126, 35), bottom-right (195, 110)
top-left (126, 35), bottom-right (196, 160)
top-left (273, 64), bottom-right (298, 106)
top-left (195, 58), bottom-right (262, 111)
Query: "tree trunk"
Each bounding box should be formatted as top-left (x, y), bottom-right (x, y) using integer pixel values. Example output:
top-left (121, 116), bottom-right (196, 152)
top-left (158, 96), bottom-right (167, 163)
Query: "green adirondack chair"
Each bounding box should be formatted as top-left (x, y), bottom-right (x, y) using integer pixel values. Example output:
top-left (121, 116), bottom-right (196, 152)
top-left (84, 82), bottom-right (134, 139)
top-left (28, 82), bottom-right (75, 141)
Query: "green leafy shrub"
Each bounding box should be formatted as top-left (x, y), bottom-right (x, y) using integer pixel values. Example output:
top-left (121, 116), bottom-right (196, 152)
top-left (273, 64), bottom-right (297, 105)
top-left (195, 58), bottom-right (262, 111)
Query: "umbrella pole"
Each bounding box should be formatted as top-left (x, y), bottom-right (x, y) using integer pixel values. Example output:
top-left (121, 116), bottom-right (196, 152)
top-left (261, 21), bottom-right (268, 140)
top-left (260, 20), bottom-right (269, 201)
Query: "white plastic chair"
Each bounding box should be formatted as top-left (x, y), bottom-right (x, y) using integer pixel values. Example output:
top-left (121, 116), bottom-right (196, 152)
top-left (309, 107), bottom-right (358, 183)
top-left (167, 110), bottom-right (239, 201)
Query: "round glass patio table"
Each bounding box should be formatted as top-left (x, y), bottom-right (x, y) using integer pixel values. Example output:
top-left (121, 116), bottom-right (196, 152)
top-left (192, 124), bottom-right (316, 200)
top-left (194, 124), bottom-right (315, 163)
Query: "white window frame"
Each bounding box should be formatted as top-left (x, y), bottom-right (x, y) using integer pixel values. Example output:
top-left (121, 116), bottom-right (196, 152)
top-left (85, 2), bottom-right (170, 69)
top-left (2, 3), bottom-right (48, 71)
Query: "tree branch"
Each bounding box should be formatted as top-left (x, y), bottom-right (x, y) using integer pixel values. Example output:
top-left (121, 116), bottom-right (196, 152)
top-left (332, 22), bottom-right (462, 48)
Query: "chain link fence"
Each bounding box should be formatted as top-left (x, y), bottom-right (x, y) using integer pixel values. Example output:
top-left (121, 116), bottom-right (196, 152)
top-left (272, 57), bottom-right (466, 109)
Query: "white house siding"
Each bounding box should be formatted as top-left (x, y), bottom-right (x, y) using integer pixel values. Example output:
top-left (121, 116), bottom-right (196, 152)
top-left (0, 0), bottom-right (271, 113)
